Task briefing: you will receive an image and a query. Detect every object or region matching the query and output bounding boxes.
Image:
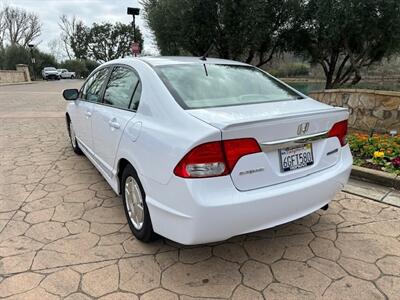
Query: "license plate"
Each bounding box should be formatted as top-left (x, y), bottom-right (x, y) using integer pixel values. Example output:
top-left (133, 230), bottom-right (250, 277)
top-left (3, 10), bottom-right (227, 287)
top-left (279, 144), bottom-right (314, 172)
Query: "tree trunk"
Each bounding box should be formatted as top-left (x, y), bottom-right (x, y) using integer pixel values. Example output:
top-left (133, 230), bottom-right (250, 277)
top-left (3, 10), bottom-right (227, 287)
top-left (320, 61), bottom-right (334, 89)
top-left (245, 49), bottom-right (255, 64)
top-left (351, 73), bottom-right (362, 85)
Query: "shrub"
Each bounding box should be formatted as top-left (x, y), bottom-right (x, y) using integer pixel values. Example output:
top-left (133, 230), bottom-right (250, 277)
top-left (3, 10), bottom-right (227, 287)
top-left (348, 132), bottom-right (400, 174)
top-left (59, 59), bottom-right (100, 78)
top-left (269, 63), bottom-right (310, 77)
top-left (0, 45), bottom-right (58, 79)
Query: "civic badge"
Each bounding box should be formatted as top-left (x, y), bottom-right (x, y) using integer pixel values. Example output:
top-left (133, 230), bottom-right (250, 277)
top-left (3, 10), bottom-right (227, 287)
top-left (297, 122), bottom-right (310, 135)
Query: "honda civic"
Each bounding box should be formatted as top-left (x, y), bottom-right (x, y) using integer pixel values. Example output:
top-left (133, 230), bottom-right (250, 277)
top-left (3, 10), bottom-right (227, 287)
top-left (63, 56), bottom-right (352, 244)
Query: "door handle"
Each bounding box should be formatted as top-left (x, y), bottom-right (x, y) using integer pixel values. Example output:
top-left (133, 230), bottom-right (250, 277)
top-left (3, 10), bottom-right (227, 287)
top-left (108, 119), bottom-right (121, 129)
top-left (85, 111), bottom-right (92, 118)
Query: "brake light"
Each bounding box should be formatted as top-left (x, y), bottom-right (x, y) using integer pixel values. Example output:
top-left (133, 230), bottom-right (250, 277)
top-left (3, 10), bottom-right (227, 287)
top-left (328, 120), bottom-right (348, 146)
top-left (223, 138), bottom-right (261, 170)
top-left (174, 138), bottom-right (261, 178)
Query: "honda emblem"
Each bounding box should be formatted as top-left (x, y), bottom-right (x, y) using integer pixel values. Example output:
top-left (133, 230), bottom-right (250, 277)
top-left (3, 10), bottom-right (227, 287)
top-left (297, 122), bottom-right (310, 135)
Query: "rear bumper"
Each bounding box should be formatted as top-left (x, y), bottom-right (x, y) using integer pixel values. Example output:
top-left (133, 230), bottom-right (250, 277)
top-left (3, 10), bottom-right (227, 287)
top-left (145, 145), bottom-right (352, 245)
top-left (44, 74), bottom-right (59, 79)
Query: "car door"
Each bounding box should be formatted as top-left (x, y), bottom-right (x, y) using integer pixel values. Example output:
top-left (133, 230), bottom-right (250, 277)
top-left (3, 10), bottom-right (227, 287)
top-left (74, 67), bottom-right (110, 152)
top-left (91, 65), bottom-right (142, 178)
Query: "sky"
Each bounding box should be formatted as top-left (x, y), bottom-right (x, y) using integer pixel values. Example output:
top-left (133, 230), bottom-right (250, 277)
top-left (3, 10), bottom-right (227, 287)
top-left (3, 0), bottom-right (158, 60)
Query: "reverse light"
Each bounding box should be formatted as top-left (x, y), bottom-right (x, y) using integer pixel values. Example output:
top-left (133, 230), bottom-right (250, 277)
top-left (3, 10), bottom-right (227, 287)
top-left (328, 120), bottom-right (348, 146)
top-left (174, 138), bottom-right (261, 178)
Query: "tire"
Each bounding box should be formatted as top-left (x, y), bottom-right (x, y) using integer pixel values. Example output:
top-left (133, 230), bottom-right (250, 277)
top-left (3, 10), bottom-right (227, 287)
top-left (68, 120), bottom-right (83, 155)
top-left (121, 164), bottom-right (156, 242)
top-left (71, 75), bottom-right (75, 79)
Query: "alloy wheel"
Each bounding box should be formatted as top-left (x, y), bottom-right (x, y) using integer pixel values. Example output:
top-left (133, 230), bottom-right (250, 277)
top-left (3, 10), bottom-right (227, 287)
top-left (124, 176), bottom-right (144, 230)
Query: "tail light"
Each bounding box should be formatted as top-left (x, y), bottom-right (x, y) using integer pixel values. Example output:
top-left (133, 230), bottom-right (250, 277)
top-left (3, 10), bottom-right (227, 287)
top-left (174, 138), bottom-right (261, 178)
top-left (328, 120), bottom-right (348, 146)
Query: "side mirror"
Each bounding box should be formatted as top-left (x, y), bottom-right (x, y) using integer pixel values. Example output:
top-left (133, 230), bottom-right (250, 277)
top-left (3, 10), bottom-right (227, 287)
top-left (63, 89), bottom-right (79, 101)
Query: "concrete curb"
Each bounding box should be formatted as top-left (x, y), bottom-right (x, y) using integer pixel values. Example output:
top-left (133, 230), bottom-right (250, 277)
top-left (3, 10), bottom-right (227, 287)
top-left (0, 81), bottom-right (34, 87)
top-left (350, 165), bottom-right (400, 190)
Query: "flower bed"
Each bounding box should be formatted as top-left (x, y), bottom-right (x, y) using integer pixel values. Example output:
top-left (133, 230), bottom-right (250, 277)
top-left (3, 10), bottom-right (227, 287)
top-left (348, 132), bottom-right (400, 175)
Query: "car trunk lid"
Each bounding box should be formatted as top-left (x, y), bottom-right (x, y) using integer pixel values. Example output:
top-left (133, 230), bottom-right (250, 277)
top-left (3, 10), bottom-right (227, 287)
top-left (189, 98), bottom-right (348, 191)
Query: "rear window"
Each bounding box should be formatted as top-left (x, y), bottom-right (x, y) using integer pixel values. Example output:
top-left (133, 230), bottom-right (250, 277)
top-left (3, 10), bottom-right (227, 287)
top-left (156, 64), bottom-right (302, 109)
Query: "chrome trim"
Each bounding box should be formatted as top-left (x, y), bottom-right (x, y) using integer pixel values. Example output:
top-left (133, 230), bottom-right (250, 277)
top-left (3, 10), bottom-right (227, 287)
top-left (260, 131), bottom-right (329, 152)
top-left (327, 148), bottom-right (339, 156)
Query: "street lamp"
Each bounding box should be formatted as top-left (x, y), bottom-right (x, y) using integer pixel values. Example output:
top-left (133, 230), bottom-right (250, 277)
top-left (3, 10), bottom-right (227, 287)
top-left (127, 7), bottom-right (140, 42)
top-left (28, 44), bottom-right (36, 81)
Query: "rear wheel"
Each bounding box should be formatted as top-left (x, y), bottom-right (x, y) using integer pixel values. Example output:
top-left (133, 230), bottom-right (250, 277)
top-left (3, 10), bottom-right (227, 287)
top-left (121, 164), bottom-right (155, 242)
top-left (68, 121), bottom-right (82, 155)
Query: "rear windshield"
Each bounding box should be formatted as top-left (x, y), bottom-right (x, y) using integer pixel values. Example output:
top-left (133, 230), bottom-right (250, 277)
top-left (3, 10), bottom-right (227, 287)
top-left (156, 64), bottom-right (302, 109)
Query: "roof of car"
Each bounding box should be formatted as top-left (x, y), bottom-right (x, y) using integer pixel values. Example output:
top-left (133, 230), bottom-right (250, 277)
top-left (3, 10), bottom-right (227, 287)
top-left (136, 56), bottom-right (249, 67)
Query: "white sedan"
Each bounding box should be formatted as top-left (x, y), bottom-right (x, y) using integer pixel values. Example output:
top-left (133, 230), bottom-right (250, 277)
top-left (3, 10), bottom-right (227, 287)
top-left (63, 56), bottom-right (352, 245)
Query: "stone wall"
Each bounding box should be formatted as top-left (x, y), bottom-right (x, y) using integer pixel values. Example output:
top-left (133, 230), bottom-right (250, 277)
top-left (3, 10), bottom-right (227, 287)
top-left (309, 89), bottom-right (400, 133)
top-left (0, 64), bottom-right (31, 84)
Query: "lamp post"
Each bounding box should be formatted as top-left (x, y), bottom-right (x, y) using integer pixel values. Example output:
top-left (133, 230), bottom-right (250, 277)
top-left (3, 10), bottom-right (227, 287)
top-left (28, 44), bottom-right (36, 81)
top-left (127, 7), bottom-right (140, 56)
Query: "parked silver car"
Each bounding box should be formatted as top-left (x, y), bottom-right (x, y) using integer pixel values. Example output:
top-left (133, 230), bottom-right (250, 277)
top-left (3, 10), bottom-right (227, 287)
top-left (42, 67), bottom-right (60, 80)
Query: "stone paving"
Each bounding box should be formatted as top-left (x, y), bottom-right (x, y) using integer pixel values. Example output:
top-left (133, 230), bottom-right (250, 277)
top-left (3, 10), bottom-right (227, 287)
top-left (344, 179), bottom-right (400, 208)
top-left (0, 81), bottom-right (399, 299)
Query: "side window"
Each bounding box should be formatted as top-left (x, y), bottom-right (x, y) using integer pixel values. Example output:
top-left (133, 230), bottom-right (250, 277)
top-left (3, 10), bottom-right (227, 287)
top-left (81, 68), bottom-right (109, 102)
top-left (103, 66), bottom-right (140, 110)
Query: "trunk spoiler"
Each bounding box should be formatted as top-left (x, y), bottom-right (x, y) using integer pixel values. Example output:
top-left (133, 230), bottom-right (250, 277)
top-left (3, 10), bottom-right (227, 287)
top-left (219, 107), bottom-right (348, 130)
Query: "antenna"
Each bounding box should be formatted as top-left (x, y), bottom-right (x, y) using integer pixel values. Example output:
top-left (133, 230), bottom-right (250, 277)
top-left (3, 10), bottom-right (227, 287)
top-left (200, 42), bottom-right (214, 61)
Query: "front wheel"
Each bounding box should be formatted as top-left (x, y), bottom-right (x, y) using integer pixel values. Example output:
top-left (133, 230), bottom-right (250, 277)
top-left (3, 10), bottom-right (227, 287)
top-left (122, 164), bottom-right (155, 242)
top-left (68, 121), bottom-right (82, 155)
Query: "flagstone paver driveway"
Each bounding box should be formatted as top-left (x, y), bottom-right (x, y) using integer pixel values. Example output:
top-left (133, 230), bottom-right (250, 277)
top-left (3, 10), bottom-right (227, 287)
top-left (0, 81), bottom-right (399, 299)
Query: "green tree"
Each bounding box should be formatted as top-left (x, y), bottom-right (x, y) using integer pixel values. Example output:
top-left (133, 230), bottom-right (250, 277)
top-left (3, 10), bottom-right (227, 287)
top-left (32, 50), bottom-right (59, 76)
top-left (60, 59), bottom-right (87, 77)
top-left (0, 47), bottom-right (5, 68)
top-left (142, 0), bottom-right (296, 66)
top-left (87, 23), bottom-right (143, 62)
top-left (84, 59), bottom-right (100, 76)
top-left (70, 22), bottom-right (91, 60)
top-left (0, 45), bottom-right (30, 69)
top-left (60, 16), bottom-right (144, 62)
top-left (0, 45), bottom-right (58, 79)
top-left (291, 0), bottom-right (400, 88)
